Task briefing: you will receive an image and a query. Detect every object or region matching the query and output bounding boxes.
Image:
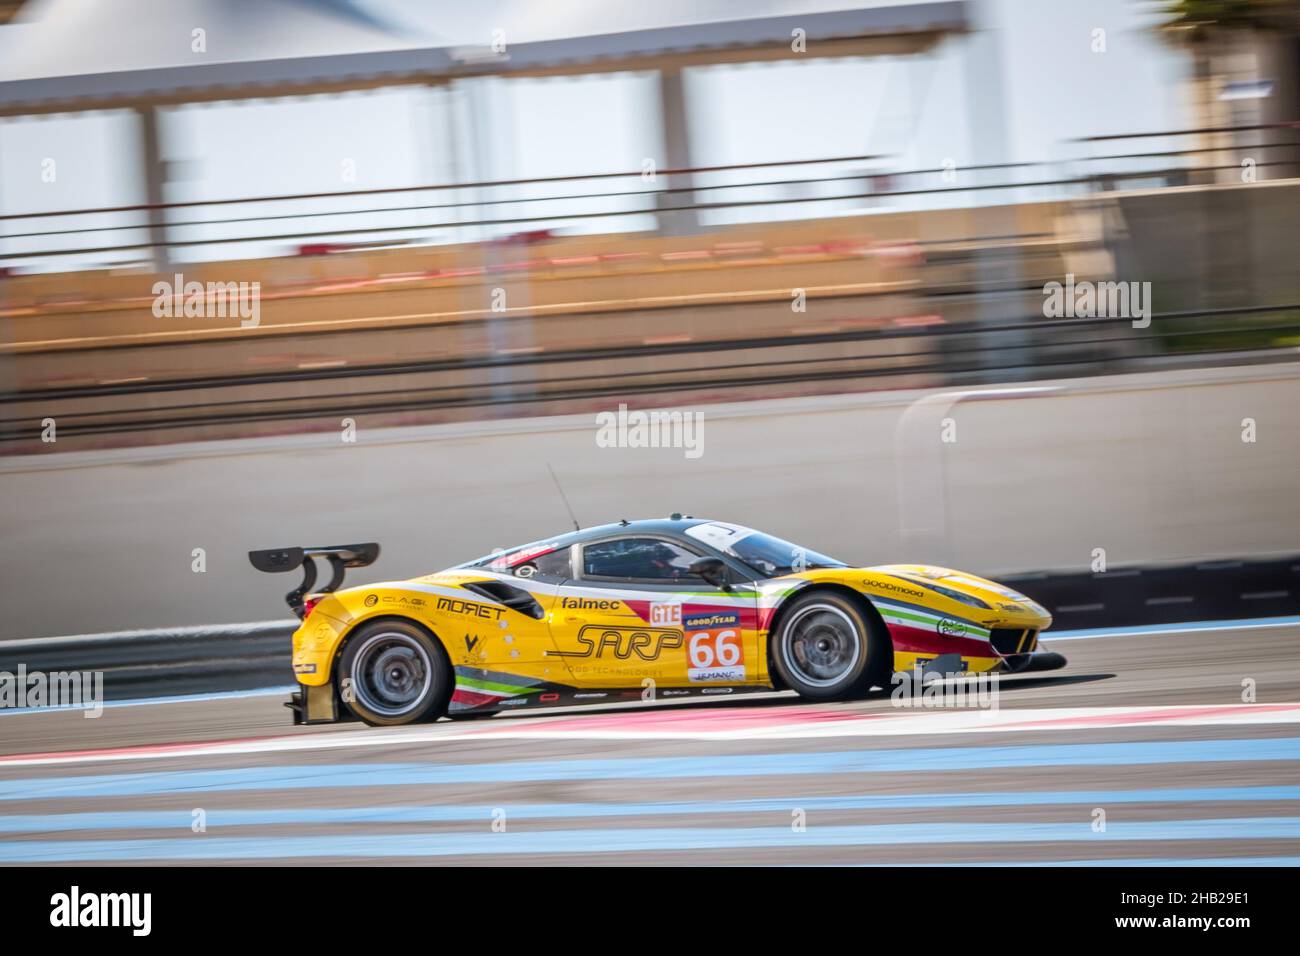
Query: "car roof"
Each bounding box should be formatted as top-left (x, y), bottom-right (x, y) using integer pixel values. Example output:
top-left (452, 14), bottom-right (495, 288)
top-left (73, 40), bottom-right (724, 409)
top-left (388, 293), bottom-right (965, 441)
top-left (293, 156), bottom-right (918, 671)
top-left (540, 516), bottom-right (714, 549)
top-left (488, 515), bottom-right (717, 554)
top-left (458, 517), bottom-right (732, 569)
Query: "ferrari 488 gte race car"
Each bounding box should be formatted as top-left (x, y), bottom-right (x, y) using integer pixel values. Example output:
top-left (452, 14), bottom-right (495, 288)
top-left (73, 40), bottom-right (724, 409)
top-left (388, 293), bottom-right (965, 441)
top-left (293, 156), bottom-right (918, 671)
top-left (250, 517), bottom-right (1066, 726)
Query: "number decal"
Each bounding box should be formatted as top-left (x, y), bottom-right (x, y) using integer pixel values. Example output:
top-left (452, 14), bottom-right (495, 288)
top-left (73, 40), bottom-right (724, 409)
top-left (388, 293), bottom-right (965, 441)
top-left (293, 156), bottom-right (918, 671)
top-left (684, 612), bottom-right (745, 683)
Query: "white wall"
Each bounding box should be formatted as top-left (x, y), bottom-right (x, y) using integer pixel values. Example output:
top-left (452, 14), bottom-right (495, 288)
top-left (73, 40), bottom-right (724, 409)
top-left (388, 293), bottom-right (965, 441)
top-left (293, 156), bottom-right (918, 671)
top-left (2, 361), bottom-right (1296, 639)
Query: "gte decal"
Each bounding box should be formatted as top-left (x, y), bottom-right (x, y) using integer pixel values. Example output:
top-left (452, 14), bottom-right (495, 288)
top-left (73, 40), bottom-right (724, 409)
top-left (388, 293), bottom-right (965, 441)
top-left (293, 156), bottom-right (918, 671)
top-left (549, 626), bottom-right (683, 660)
top-left (650, 602), bottom-right (682, 627)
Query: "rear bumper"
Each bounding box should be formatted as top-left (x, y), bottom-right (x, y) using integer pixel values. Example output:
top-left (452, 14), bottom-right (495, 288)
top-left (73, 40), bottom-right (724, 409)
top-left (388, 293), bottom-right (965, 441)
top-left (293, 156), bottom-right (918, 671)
top-left (285, 682), bottom-right (345, 725)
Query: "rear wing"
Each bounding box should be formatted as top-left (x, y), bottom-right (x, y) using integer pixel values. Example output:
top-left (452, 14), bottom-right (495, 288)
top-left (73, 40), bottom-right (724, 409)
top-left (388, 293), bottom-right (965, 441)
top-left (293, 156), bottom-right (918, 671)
top-left (248, 542), bottom-right (380, 618)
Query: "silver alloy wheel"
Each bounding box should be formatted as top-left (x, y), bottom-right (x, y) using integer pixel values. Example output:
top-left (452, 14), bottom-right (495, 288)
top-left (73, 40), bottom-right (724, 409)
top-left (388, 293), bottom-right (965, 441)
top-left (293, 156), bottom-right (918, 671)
top-left (350, 631), bottom-right (433, 717)
top-left (781, 602), bottom-right (863, 687)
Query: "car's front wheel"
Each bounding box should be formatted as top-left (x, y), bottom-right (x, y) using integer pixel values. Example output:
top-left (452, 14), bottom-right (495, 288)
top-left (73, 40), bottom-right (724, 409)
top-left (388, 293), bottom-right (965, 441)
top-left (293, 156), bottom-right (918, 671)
top-left (338, 620), bottom-right (451, 726)
top-left (769, 592), bottom-right (889, 700)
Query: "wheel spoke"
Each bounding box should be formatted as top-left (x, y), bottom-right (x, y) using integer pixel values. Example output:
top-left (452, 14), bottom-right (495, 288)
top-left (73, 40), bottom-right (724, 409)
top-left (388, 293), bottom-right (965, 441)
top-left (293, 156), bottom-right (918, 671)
top-left (782, 603), bottom-right (862, 687)
top-left (351, 632), bottom-right (434, 717)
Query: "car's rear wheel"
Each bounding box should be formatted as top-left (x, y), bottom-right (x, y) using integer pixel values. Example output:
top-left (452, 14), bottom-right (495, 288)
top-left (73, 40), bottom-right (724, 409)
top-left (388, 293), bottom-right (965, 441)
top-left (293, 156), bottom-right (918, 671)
top-left (339, 620), bottom-right (451, 726)
top-left (769, 592), bottom-right (888, 700)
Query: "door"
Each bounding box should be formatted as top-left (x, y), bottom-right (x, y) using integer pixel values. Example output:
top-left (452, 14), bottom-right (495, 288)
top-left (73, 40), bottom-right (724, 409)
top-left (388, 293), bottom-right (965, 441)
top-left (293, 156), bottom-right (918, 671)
top-left (546, 535), bottom-right (758, 693)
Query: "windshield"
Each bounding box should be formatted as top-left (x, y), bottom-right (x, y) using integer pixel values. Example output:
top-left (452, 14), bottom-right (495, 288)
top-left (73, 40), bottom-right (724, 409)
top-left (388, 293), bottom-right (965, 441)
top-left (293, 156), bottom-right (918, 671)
top-left (684, 522), bottom-right (846, 577)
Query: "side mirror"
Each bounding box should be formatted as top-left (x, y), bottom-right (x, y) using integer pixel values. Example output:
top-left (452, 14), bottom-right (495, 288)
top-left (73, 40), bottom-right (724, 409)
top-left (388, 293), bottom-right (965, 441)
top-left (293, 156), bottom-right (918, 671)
top-left (689, 556), bottom-right (731, 591)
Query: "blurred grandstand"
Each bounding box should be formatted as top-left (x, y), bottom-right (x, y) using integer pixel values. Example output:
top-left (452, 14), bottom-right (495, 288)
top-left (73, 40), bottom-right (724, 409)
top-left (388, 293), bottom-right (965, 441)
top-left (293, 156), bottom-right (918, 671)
top-left (1, 0), bottom-right (1298, 450)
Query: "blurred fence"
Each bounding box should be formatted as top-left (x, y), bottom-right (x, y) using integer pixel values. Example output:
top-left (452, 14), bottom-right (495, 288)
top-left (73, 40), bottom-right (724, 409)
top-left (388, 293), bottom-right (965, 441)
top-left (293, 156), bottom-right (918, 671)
top-left (4, 125), bottom-right (1299, 271)
top-left (1, 302), bottom-right (1296, 447)
top-left (4, 127), bottom-right (1300, 452)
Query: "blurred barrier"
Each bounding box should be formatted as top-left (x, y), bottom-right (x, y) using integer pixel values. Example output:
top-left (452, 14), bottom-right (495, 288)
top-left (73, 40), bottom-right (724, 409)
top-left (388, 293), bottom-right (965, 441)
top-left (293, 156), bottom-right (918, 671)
top-left (1005, 556), bottom-right (1300, 632)
top-left (1, 302), bottom-right (1293, 448)
top-left (1, 556), bottom-right (1295, 703)
top-left (6, 176), bottom-right (1299, 453)
top-left (0, 622), bottom-right (294, 702)
top-left (1072, 123), bottom-right (1300, 190)
top-left (3, 359), bottom-right (1297, 638)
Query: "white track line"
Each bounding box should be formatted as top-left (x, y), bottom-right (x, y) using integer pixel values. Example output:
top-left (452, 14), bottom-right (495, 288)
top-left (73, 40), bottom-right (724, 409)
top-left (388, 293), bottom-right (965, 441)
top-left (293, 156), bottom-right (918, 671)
top-left (2, 703), bottom-right (1299, 769)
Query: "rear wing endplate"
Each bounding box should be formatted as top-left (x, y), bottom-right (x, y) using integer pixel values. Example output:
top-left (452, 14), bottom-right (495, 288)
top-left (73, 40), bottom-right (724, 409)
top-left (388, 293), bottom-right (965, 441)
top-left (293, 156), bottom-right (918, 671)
top-left (248, 542), bottom-right (380, 618)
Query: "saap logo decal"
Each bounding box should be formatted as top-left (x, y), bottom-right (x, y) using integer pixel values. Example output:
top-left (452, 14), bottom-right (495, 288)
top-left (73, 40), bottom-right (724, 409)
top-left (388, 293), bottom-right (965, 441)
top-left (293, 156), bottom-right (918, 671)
top-left (550, 626), bottom-right (683, 660)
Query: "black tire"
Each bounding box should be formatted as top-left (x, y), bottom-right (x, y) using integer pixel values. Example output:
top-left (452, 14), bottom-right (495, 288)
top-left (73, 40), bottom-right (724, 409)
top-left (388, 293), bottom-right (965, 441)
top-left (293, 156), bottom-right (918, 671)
top-left (768, 591), bottom-right (889, 700)
top-left (338, 619), bottom-right (452, 726)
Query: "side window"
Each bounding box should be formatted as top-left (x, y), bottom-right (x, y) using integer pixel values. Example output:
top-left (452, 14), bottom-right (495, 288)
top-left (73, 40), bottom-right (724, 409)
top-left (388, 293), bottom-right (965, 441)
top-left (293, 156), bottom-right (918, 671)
top-left (511, 546), bottom-right (571, 580)
top-left (582, 538), bottom-right (701, 581)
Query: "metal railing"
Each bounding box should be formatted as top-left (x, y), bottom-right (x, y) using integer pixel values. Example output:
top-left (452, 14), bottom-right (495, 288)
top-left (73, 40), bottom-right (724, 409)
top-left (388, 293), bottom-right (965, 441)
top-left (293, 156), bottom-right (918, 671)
top-left (3, 303), bottom-right (1296, 445)
top-left (4, 125), bottom-right (1298, 271)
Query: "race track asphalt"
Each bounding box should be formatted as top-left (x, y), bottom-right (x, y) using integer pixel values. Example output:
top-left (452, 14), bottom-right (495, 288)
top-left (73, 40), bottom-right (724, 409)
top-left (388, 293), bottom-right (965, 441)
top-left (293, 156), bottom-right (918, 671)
top-left (0, 622), bottom-right (1298, 865)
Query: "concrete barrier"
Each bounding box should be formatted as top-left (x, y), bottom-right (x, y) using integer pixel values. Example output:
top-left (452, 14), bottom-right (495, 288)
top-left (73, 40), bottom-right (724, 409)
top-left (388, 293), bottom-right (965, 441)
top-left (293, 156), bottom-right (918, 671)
top-left (2, 360), bottom-right (1298, 639)
top-left (0, 622), bottom-right (294, 701)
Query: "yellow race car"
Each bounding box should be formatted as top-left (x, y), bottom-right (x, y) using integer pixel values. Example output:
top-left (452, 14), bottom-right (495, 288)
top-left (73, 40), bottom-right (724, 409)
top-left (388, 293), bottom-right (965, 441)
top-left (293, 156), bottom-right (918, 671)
top-left (250, 517), bottom-right (1064, 726)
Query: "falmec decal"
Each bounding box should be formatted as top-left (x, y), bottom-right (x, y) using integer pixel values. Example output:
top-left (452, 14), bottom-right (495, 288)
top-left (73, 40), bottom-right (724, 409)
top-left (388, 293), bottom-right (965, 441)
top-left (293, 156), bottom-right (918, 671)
top-left (559, 597), bottom-right (623, 611)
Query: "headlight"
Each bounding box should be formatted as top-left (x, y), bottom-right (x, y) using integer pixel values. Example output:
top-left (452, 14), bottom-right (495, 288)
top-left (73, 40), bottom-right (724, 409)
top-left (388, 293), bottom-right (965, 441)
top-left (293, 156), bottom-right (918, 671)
top-left (923, 582), bottom-right (991, 609)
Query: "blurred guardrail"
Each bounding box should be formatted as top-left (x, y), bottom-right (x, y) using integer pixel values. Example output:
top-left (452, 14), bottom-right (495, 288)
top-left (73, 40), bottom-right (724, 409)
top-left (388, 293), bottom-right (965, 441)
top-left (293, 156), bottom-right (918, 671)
top-left (0, 622), bottom-right (295, 702)
top-left (1005, 555), bottom-right (1300, 632)
top-left (1071, 122), bottom-right (1300, 191)
top-left (3, 126), bottom-right (1299, 271)
top-left (2, 301), bottom-right (1295, 448)
top-left (1, 556), bottom-right (1295, 703)
top-left (4, 132), bottom-right (1298, 453)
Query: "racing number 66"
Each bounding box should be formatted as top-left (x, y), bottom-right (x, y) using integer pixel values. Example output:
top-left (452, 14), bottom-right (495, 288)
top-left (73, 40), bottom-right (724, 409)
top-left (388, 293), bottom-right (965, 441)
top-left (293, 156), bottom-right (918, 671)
top-left (688, 629), bottom-right (742, 668)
